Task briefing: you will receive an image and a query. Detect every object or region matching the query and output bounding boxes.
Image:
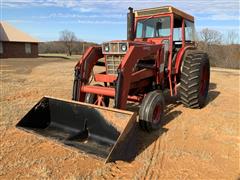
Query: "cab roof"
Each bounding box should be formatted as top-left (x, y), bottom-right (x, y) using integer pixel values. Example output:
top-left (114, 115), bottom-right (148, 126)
top-left (134, 6), bottom-right (194, 22)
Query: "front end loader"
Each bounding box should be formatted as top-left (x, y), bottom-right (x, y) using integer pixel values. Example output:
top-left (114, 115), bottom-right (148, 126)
top-left (16, 6), bottom-right (210, 162)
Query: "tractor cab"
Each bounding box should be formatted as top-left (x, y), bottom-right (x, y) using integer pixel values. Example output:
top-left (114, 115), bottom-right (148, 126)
top-left (131, 6), bottom-right (196, 70)
top-left (101, 6), bottom-right (196, 83)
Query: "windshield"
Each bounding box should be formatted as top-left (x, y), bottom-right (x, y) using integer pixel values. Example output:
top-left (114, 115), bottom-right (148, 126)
top-left (136, 16), bottom-right (171, 38)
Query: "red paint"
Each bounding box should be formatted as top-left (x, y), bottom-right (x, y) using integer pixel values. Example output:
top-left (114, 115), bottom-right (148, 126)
top-left (182, 19), bottom-right (185, 47)
top-left (200, 64), bottom-right (209, 96)
top-left (73, 8), bottom-right (197, 109)
top-left (94, 73), bottom-right (117, 83)
top-left (153, 105), bottom-right (161, 124)
top-left (174, 45), bottom-right (195, 74)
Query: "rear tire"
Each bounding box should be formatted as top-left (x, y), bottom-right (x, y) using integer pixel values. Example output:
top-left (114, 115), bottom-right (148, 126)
top-left (85, 84), bottom-right (110, 107)
top-left (139, 90), bottom-right (165, 132)
top-left (179, 51), bottom-right (210, 108)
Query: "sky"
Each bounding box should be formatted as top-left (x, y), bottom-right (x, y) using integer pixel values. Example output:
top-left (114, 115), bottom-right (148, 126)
top-left (1, 0), bottom-right (239, 43)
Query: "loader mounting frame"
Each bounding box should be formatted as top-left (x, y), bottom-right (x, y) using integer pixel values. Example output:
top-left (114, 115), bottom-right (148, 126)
top-left (73, 45), bottom-right (165, 110)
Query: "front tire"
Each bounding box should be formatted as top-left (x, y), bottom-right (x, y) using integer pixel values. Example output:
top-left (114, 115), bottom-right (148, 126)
top-left (179, 51), bottom-right (210, 108)
top-left (139, 90), bottom-right (165, 132)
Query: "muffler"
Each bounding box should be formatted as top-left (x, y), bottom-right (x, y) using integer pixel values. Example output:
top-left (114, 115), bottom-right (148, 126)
top-left (16, 96), bottom-right (137, 163)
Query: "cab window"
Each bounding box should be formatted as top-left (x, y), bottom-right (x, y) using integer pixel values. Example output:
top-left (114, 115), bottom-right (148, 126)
top-left (136, 16), bottom-right (171, 38)
top-left (173, 16), bottom-right (182, 41)
top-left (185, 20), bottom-right (195, 41)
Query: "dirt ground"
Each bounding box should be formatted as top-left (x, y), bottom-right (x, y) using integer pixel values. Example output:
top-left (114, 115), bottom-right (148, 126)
top-left (0, 58), bottom-right (239, 179)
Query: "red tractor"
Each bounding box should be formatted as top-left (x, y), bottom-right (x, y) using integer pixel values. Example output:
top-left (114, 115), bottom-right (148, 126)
top-left (72, 6), bottom-right (210, 131)
top-left (17, 6), bottom-right (210, 162)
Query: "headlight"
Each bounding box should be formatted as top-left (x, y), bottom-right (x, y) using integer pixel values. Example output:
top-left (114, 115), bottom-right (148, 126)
top-left (120, 44), bottom-right (127, 52)
top-left (104, 44), bottom-right (109, 52)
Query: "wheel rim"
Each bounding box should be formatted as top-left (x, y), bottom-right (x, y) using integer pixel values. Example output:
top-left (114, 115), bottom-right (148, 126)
top-left (200, 65), bottom-right (209, 97)
top-left (93, 95), bottom-right (106, 106)
top-left (152, 104), bottom-right (161, 124)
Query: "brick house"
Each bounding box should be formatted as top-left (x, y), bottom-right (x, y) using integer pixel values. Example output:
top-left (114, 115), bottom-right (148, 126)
top-left (0, 21), bottom-right (39, 58)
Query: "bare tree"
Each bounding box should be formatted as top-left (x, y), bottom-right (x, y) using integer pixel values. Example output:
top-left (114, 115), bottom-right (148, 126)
top-left (59, 30), bottom-right (77, 56)
top-left (199, 28), bottom-right (223, 45)
top-left (226, 30), bottom-right (239, 45)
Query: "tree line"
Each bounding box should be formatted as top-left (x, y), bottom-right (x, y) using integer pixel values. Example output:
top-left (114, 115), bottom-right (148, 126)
top-left (197, 28), bottom-right (239, 69)
top-left (39, 30), bottom-right (98, 55)
top-left (39, 29), bottom-right (239, 69)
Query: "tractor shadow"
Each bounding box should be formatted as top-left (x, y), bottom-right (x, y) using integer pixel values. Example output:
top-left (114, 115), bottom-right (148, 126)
top-left (125, 83), bottom-right (219, 162)
top-left (126, 95), bottom-right (182, 161)
top-left (174, 82), bottom-right (220, 107)
top-left (205, 82), bottom-right (220, 106)
top-left (162, 92), bottom-right (182, 126)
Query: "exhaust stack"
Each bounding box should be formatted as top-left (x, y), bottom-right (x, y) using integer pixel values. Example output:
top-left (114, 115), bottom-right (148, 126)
top-left (127, 7), bottom-right (135, 41)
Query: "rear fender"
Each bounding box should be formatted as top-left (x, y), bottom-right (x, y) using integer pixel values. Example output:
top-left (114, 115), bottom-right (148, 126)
top-left (174, 45), bottom-right (195, 74)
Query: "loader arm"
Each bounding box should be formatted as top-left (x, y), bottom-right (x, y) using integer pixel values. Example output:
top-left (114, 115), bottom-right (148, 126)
top-left (72, 46), bottom-right (104, 101)
top-left (115, 44), bottom-right (164, 109)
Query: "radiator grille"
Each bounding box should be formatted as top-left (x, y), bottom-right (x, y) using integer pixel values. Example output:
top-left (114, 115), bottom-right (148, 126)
top-left (106, 55), bottom-right (122, 75)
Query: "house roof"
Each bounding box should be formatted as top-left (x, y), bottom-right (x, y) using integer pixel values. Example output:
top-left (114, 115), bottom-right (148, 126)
top-left (0, 21), bottom-right (39, 43)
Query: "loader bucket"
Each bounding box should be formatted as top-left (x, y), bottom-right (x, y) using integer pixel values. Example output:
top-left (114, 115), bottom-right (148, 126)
top-left (16, 96), bottom-right (137, 163)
